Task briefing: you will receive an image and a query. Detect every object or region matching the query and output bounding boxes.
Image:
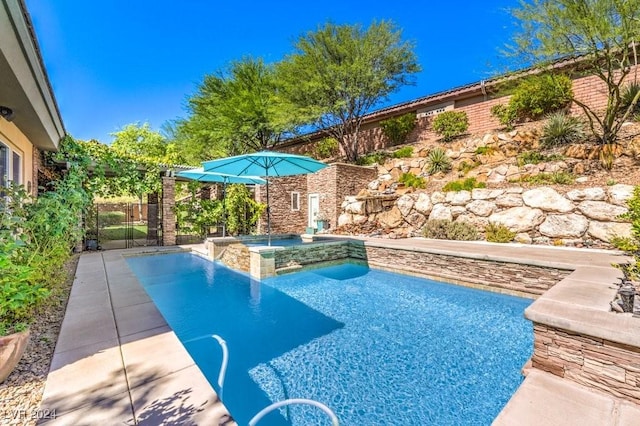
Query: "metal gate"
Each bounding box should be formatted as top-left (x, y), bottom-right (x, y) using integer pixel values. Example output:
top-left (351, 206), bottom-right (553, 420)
top-left (84, 201), bottom-right (160, 250)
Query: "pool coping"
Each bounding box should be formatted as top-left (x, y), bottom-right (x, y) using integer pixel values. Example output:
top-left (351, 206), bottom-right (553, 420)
top-left (38, 238), bottom-right (640, 425)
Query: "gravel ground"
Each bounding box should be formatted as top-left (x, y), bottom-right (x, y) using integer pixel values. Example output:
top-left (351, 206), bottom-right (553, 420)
top-left (0, 255), bottom-right (79, 425)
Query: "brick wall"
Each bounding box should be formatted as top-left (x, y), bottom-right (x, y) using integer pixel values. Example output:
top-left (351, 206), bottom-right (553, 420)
top-left (350, 244), bottom-right (571, 297)
top-left (281, 64), bottom-right (640, 155)
top-left (532, 323), bottom-right (640, 404)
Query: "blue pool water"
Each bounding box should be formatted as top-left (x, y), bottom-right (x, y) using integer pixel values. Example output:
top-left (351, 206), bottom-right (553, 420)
top-left (126, 253), bottom-right (532, 425)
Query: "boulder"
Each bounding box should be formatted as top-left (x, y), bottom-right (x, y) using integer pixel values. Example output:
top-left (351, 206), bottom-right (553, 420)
top-left (577, 201), bottom-right (628, 222)
top-left (414, 193), bottom-right (433, 215)
top-left (397, 194), bottom-right (416, 217)
top-left (337, 213), bottom-right (353, 227)
top-left (405, 211), bottom-right (427, 229)
top-left (488, 207), bottom-right (545, 233)
top-left (495, 193), bottom-right (524, 208)
top-left (587, 221), bottom-right (633, 243)
top-left (514, 233), bottom-right (533, 244)
top-left (466, 200), bottom-right (496, 217)
top-left (431, 192), bottom-right (446, 204)
top-left (471, 188), bottom-right (504, 200)
top-left (539, 214), bottom-right (589, 238)
top-left (522, 187), bottom-right (574, 213)
top-left (566, 187), bottom-right (606, 201)
top-left (429, 204), bottom-right (453, 221)
top-left (378, 206), bottom-right (404, 228)
top-left (344, 200), bottom-right (365, 215)
top-left (353, 214), bottom-right (369, 225)
top-left (450, 206), bottom-right (467, 218)
top-left (445, 190), bottom-right (472, 206)
top-left (608, 184), bottom-right (635, 206)
top-left (455, 213), bottom-right (489, 229)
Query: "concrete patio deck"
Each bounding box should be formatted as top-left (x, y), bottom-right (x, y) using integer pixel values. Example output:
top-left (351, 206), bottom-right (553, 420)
top-left (38, 246), bottom-right (233, 425)
top-left (37, 238), bottom-right (639, 425)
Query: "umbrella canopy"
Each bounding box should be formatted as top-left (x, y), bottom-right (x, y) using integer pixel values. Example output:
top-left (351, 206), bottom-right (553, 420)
top-left (202, 151), bottom-right (327, 245)
top-left (176, 168), bottom-right (266, 237)
top-left (176, 168), bottom-right (266, 185)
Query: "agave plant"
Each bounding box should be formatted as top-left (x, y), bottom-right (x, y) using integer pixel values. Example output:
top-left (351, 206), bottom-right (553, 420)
top-left (540, 111), bottom-right (585, 148)
top-left (427, 147), bottom-right (451, 174)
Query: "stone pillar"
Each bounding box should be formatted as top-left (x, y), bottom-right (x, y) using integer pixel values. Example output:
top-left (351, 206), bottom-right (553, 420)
top-left (249, 246), bottom-right (284, 279)
top-left (147, 192), bottom-right (159, 244)
top-left (162, 176), bottom-right (176, 246)
top-left (200, 186), bottom-right (211, 200)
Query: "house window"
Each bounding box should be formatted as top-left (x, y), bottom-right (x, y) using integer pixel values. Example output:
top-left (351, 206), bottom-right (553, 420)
top-left (417, 101), bottom-right (455, 118)
top-left (291, 192), bottom-right (300, 211)
top-left (0, 143), bottom-right (7, 189)
top-left (12, 151), bottom-right (20, 184)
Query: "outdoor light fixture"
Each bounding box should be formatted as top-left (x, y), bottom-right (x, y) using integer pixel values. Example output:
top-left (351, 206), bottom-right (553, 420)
top-left (0, 106), bottom-right (14, 122)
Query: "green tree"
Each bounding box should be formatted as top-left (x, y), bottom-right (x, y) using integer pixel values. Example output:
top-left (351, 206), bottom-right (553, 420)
top-left (278, 21), bottom-right (420, 162)
top-left (509, 0), bottom-right (640, 145)
top-left (179, 57), bottom-right (299, 160)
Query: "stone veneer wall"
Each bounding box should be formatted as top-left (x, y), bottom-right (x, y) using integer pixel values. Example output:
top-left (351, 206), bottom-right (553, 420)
top-left (307, 164), bottom-right (378, 230)
top-left (532, 324), bottom-right (640, 404)
top-left (274, 242), bottom-right (353, 269)
top-left (348, 243), bottom-right (571, 297)
top-left (161, 176), bottom-right (176, 246)
top-left (219, 244), bottom-right (250, 273)
top-left (339, 185), bottom-right (635, 245)
top-left (256, 175), bottom-right (308, 234)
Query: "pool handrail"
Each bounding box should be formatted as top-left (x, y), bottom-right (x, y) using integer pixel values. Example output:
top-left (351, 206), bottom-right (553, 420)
top-left (211, 334), bottom-right (339, 425)
top-left (248, 398), bottom-right (339, 426)
top-left (211, 334), bottom-right (228, 398)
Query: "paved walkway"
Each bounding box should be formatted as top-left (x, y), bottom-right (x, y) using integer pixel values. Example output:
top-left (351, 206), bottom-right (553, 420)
top-left (38, 238), bottom-right (638, 425)
top-left (38, 247), bottom-right (232, 425)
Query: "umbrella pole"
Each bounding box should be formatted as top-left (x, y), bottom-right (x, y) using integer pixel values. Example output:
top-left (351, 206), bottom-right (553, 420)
top-left (266, 176), bottom-right (271, 246)
top-left (222, 181), bottom-right (227, 238)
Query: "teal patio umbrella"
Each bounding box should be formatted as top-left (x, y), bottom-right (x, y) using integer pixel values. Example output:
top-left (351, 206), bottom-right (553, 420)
top-left (202, 151), bottom-right (327, 245)
top-left (176, 168), bottom-right (266, 237)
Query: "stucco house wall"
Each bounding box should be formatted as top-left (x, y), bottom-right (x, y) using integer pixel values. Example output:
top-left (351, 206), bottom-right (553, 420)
top-left (0, 0), bottom-right (65, 195)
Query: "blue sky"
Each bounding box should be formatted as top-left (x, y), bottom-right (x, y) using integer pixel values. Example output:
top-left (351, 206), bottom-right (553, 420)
top-left (25, 0), bottom-right (518, 144)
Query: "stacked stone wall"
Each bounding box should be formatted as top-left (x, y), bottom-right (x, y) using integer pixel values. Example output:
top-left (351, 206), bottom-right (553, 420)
top-left (274, 242), bottom-right (352, 269)
top-left (219, 244), bottom-right (250, 272)
top-left (348, 243), bottom-right (570, 296)
top-left (532, 324), bottom-right (640, 404)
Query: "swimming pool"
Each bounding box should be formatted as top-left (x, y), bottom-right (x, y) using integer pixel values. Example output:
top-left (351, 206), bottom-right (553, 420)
top-left (126, 253), bottom-right (532, 425)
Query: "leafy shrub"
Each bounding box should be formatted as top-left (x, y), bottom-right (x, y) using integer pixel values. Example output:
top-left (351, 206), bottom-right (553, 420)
top-left (490, 104), bottom-right (518, 130)
top-left (398, 172), bottom-right (426, 189)
top-left (509, 74), bottom-right (573, 120)
top-left (356, 151), bottom-right (388, 166)
top-left (515, 172), bottom-right (575, 185)
top-left (432, 111), bottom-right (469, 141)
top-left (457, 160), bottom-right (480, 175)
top-left (475, 146), bottom-right (496, 155)
top-left (422, 219), bottom-right (479, 241)
top-left (620, 82), bottom-right (640, 119)
top-left (392, 146), bottom-right (414, 158)
top-left (540, 111), bottom-right (585, 147)
top-left (314, 137), bottom-right (339, 159)
top-left (426, 147), bottom-right (451, 174)
top-left (442, 177), bottom-right (486, 192)
top-left (612, 186), bottom-right (640, 279)
top-left (98, 211), bottom-right (125, 227)
top-left (517, 151), bottom-right (565, 166)
top-left (380, 113), bottom-right (417, 145)
top-left (485, 222), bottom-right (516, 243)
